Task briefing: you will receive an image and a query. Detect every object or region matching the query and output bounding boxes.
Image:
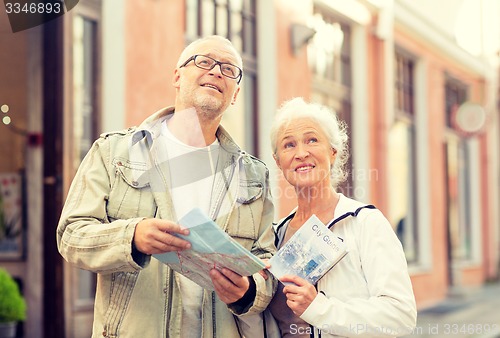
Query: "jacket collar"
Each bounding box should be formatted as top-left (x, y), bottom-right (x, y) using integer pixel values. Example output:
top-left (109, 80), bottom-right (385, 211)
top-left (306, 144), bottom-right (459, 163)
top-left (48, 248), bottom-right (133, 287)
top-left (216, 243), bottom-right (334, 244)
top-left (130, 106), bottom-right (241, 155)
top-left (274, 193), bottom-right (367, 229)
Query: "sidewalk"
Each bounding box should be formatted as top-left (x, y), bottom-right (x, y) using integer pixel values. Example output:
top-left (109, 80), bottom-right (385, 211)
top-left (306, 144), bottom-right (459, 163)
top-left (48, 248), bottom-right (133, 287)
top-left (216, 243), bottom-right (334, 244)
top-left (405, 282), bottom-right (500, 338)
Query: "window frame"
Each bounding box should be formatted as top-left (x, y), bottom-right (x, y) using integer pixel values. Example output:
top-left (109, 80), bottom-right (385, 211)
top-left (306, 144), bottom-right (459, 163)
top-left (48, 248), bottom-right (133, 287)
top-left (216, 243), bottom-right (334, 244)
top-left (185, 0), bottom-right (259, 154)
top-left (443, 76), bottom-right (477, 268)
top-left (390, 49), bottom-right (420, 264)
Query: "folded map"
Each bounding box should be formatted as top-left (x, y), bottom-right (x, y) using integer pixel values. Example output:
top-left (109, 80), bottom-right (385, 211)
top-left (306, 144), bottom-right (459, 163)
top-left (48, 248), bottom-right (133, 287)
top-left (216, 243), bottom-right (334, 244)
top-left (153, 208), bottom-right (266, 290)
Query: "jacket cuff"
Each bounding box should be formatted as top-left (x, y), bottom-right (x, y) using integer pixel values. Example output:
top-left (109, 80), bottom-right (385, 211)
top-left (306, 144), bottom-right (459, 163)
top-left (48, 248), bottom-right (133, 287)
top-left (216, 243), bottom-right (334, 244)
top-left (300, 292), bottom-right (329, 325)
top-left (128, 217), bottom-right (151, 269)
top-left (230, 272), bottom-right (276, 316)
top-left (229, 277), bottom-right (256, 312)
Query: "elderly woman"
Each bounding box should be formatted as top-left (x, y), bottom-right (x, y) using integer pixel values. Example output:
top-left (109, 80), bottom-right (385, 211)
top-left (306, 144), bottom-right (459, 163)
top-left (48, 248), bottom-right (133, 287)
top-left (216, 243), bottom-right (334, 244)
top-left (267, 98), bottom-right (417, 338)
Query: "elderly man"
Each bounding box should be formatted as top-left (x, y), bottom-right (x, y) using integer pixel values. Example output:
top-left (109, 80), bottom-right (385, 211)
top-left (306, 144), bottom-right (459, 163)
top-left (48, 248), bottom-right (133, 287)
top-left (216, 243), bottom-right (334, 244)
top-left (57, 35), bottom-right (275, 338)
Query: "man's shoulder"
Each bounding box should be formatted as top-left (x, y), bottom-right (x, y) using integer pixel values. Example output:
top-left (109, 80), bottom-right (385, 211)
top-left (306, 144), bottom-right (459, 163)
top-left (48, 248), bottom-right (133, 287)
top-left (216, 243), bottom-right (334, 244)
top-left (240, 151), bottom-right (268, 169)
top-left (99, 126), bottom-right (137, 140)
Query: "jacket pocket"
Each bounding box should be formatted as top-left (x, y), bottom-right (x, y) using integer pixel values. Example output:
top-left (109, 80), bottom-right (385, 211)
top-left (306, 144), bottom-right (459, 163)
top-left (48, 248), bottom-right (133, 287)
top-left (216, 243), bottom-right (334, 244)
top-left (236, 181), bottom-right (263, 204)
top-left (103, 271), bottom-right (139, 337)
top-left (225, 181), bottom-right (264, 249)
top-left (107, 157), bottom-right (156, 220)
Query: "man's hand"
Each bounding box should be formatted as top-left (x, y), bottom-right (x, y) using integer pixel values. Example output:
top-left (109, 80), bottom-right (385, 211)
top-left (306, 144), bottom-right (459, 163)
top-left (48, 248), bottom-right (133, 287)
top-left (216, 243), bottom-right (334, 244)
top-left (281, 275), bottom-right (317, 316)
top-left (210, 268), bottom-right (250, 304)
top-left (133, 218), bottom-right (191, 255)
top-left (259, 258), bottom-right (271, 280)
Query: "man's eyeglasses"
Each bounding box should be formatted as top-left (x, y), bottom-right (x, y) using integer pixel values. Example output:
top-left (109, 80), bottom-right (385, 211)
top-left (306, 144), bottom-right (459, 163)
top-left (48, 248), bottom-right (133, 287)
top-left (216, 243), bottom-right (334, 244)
top-left (180, 54), bottom-right (243, 84)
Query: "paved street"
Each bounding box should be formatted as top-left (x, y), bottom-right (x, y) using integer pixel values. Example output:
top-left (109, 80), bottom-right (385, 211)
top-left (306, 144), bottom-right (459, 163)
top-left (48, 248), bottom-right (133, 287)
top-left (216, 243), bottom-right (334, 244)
top-left (406, 282), bottom-right (500, 338)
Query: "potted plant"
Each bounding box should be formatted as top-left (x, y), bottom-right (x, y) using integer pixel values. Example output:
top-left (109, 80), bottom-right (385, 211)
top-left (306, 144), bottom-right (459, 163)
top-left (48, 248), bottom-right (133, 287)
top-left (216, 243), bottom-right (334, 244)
top-left (0, 268), bottom-right (26, 338)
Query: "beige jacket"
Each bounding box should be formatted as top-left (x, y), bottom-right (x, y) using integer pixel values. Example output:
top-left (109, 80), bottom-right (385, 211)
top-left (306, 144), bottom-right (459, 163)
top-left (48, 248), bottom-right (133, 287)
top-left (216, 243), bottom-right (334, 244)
top-left (57, 107), bottom-right (276, 338)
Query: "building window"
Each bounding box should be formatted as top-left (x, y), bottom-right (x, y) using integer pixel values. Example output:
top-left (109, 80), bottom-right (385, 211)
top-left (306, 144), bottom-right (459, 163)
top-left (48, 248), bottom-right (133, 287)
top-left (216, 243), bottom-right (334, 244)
top-left (73, 16), bottom-right (99, 168)
top-left (395, 53), bottom-right (414, 115)
top-left (445, 80), bottom-right (467, 128)
top-left (444, 79), bottom-right (472, 263)
top-left (389, 51), bottom-right (418, 263)
top-left (185, 0), bottom-right (259, 154)
top-left (308, 9), bottom-right (353, 196)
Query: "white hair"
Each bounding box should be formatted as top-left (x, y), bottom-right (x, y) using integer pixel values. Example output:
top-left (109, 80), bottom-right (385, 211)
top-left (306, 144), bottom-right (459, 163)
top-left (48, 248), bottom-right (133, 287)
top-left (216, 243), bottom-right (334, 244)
top-left (176, 35), bottom-right (243, 69)
top-left (270, 97), bottom-right (349, 188)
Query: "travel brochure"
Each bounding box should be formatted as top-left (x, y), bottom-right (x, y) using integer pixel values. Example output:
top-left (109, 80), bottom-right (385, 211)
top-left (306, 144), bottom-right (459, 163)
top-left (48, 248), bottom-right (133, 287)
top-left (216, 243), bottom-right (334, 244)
top-left (268, 214), bottom-right (347, 285)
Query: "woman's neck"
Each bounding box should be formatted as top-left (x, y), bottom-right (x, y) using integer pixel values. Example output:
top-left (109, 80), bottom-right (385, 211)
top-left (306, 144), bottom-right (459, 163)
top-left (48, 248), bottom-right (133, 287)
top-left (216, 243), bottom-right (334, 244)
top-left (292, 186), bottom-right (340, 226)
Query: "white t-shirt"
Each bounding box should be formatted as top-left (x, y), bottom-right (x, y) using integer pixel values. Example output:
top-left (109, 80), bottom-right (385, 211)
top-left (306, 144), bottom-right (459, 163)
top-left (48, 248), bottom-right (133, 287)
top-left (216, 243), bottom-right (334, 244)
top-left (159, 121), bottom-right (220, 336)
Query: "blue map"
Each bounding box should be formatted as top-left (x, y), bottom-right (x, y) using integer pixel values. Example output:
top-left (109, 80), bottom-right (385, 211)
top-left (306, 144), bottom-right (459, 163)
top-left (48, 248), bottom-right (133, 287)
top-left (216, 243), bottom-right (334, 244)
top-left (153, 208), bottom-right (266, 290)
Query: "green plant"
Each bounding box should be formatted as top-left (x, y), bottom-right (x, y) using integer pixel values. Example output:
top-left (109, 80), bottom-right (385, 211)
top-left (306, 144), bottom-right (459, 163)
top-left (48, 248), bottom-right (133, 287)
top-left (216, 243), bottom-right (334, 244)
top-left (0, 268), bottom-right (26, 323)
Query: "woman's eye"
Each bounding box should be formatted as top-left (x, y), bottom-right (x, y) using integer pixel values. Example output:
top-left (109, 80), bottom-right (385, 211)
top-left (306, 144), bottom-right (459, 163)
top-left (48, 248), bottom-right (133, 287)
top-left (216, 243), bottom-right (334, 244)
top-left (308, 138), bottom-right (318, 144)
top-left (284, 142), bottom-right (295, 148)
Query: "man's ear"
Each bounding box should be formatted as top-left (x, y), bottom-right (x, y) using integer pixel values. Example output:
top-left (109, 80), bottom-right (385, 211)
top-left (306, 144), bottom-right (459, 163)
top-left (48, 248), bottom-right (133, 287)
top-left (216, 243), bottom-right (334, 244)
top-left (172, 68), bottom-right (181, 89)
top-left (230, 86), bottom-right (241, 105)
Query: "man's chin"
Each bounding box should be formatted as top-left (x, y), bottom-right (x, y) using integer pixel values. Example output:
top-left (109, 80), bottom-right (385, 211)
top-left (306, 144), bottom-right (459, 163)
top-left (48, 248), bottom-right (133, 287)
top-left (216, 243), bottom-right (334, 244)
top-left (195, 98), bottom-right (226, 117)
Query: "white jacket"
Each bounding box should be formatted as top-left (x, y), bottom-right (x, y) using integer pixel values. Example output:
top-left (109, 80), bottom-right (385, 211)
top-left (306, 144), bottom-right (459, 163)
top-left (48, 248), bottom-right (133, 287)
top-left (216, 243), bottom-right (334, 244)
top-left (272, 194), bottom-right (417, 338)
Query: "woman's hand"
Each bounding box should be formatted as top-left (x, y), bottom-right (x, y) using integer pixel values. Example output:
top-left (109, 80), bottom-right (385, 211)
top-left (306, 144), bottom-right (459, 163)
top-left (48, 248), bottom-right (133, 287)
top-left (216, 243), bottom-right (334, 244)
top-left (281, 275), bottom-right (317, 316)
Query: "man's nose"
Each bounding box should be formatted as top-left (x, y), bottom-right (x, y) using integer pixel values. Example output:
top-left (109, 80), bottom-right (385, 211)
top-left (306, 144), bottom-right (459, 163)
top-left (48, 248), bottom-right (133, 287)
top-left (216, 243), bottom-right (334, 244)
top-left (208, 64), bottom-right (224, 78)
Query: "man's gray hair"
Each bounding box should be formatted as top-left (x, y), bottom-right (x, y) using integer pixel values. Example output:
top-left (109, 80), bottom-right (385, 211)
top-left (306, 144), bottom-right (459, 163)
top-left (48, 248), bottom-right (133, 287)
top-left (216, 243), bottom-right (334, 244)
top-left (176, 35), bottom-right (243, 69)
top-left (270, 97), bottom-right (349, 188)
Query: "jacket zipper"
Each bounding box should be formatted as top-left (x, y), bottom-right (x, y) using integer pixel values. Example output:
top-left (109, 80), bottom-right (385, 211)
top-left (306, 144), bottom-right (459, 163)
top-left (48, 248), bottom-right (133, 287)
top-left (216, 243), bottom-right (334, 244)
top-left (165, 269), bottom-right (174, 337)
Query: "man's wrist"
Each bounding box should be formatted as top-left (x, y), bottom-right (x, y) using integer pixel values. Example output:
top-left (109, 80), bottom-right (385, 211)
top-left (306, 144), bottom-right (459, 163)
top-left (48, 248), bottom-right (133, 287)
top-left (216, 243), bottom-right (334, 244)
top-left (230, 277), bottom-right (256, 309)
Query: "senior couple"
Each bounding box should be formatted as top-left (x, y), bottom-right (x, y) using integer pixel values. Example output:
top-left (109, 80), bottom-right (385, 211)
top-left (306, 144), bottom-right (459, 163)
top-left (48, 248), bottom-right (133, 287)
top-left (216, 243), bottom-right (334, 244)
top-left (57, 35), bottom-right (417, 338)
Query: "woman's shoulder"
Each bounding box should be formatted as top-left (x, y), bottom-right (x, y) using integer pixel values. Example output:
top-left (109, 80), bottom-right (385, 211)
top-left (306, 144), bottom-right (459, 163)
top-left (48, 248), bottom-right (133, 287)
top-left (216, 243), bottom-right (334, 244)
top-left (336, 194), bottom-right (377, 218)
top-left (336, 194), bottom-right (393, 236)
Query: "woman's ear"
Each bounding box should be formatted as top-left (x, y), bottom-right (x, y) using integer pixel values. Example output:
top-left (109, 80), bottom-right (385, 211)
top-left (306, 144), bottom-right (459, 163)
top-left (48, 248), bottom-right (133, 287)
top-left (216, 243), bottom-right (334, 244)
top-left (273, 153), bottom-right (281, 169)
top-left (330, 148), bottom-right (337, 162)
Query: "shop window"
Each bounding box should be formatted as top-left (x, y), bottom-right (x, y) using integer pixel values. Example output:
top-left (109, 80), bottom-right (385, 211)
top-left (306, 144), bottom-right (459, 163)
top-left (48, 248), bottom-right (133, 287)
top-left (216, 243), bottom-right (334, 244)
top-left (71, 11), bottom-right (100, 310)
top-left (389, 51), bottom-right (419, 263)
top-left (444, 79), bottom-right (472, 262)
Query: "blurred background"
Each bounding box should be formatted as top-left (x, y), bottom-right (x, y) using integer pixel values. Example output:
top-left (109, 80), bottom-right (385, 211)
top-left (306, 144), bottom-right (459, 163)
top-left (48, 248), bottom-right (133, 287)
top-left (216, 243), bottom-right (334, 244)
top-left (0, 0), bottom-right (499, 337)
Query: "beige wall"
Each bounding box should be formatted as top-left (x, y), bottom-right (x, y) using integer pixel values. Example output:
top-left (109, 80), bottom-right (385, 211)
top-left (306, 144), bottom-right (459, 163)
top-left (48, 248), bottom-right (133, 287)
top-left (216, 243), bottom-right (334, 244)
top-left (275, 0), bottom-right (313, 218)
top-left (125, 0), bottom-right (184, 127)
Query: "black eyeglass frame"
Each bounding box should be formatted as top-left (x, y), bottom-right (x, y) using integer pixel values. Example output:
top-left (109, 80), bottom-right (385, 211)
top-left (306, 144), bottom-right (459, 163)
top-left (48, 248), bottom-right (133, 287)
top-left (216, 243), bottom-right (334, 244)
top-left (180, 54), bottom-right (243, 84)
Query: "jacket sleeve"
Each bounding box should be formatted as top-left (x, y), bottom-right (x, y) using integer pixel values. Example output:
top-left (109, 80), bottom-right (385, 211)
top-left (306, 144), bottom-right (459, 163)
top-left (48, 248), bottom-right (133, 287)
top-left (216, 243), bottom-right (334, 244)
top-left (300, 210), bottom-right (417, 337)
top-left (229, 166), bottom-right (277, 316)
top-left (56, 136), bottom-right (149, 274)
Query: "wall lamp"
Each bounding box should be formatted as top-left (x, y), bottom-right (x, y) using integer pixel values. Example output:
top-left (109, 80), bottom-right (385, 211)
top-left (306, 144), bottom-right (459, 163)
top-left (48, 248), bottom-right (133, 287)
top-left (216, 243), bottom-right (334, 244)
top-left (291, 23), bottom-right (316, 56)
